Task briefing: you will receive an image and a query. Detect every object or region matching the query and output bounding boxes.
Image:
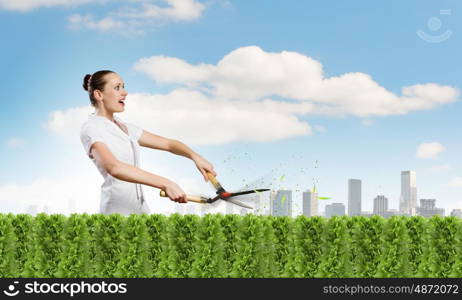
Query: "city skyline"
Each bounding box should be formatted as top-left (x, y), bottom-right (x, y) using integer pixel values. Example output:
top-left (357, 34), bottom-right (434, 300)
top-left (24, 168), bottom-right (459, 218)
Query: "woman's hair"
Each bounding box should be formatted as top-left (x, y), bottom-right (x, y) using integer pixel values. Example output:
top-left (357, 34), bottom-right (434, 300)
top-left (82, 70), bottom-right (115, 107)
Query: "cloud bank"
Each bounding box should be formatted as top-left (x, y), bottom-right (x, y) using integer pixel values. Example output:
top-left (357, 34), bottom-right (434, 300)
top-left (134, 46), bottom-right (459, 117)
top-left (416, 142), bottom-right (446, 159)
top-left (0, 0), bottom-right (206, 35)
top-left (47, 46), bottom-right (458, 147)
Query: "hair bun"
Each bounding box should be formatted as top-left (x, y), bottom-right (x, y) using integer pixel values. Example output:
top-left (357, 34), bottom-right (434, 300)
top-left (82, 74), bottom-right (92, 91)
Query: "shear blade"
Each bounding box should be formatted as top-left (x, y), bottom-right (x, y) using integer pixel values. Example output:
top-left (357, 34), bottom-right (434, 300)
top-left (227, 198), bottom-right (253, 209)
top-left (230, 189), bottom-right (270, 197)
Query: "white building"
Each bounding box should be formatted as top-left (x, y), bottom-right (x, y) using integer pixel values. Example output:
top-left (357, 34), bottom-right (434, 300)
top-left (325, 203), bottom-right (345, 218)
top-left (373, 195), bottom-right (388, 217)
top-left (417, 199), bottom-right (445, 217)
top-left (400, 171), bottom-right (417, 216)
top-left (450, 209), bottom-right (462, 218)
top-left (385, 209), bottom-right (400, 218)
top-left (361, 211), bottom-right (373, 217)
top-left (254, 193), bottom-right (270, 215)
top-left (26, 205), bottom-right (39, 216)
top-left (272, 190), bottom-right (292, 216)
top-left (348, 179), bottom-right (361, 216)
top-left (302, 189), bottom-right (318, 217)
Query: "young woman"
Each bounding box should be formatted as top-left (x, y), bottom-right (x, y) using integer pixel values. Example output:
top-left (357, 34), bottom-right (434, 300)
top-left (80, 70), bottom-right (217, 215)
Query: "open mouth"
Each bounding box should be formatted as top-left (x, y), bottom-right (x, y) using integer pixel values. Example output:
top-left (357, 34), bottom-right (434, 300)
top-left (118, 100), bottom-right (125, 107)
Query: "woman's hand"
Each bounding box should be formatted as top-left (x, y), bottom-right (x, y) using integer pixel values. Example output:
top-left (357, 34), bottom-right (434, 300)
top-left (164, 181), bottom-right (187, 203)
top-left (193, 154), bottom-right (217, 182)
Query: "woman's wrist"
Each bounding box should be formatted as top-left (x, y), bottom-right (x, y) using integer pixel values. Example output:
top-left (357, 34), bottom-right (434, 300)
top-left (190, 153), bottom-right (202, 162)
top-left (155, 176), bottom-right (172, 190)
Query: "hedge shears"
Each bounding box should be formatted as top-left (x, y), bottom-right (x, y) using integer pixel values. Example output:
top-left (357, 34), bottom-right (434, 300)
top-left (160, 171), bottom-right (269, 209)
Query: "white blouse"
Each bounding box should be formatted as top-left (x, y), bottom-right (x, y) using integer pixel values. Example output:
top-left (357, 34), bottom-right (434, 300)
top-left (80, 113), bottom-right (151, 215)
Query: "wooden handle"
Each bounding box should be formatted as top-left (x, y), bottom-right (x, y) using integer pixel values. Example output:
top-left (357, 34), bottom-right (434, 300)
top-left (159, 190), bottom-right (206, 204)
top-left (206, 171), bottom-right (224, 191)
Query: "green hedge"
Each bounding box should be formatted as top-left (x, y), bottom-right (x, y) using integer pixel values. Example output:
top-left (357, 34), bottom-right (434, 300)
top-left (0, 213), bottom-right (461, 278)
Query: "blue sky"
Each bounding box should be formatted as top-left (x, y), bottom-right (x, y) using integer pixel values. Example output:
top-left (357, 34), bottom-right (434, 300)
top-left (0, 0), bottom-right (461, 215)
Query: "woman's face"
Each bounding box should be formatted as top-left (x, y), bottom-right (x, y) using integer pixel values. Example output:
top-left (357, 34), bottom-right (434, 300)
top-left (98, 73), bottom-right (128, 113)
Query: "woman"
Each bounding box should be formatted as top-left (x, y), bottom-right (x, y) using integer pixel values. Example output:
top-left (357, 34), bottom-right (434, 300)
top-left (80, 70), bottom-right (217, 215)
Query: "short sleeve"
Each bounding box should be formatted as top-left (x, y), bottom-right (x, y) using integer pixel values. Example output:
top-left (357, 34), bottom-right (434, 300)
top-left (80, 125), bottom-right (106, 159)
top-left (125, 122), bottom-right (143, 142)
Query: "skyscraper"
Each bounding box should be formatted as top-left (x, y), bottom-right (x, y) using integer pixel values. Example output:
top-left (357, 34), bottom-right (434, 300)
top-left (68, 198), bottom-right (76, 214)
top-left (271, 189), bottom-right (292, 216)
top-left (451, 209), bottom-right (462, 218)
top-left (348, 179), bottom-right (361, 216)
top-left (302, 189), bottom-right (318, 217)
top-left (269, 190), bottom-right (276, 215)
top-left (254, 193), bottom-right (270, 216)
top-left (26, 205), bottom-right (38, 216)
top-left (325, 203), bottom-right (345, 218)
top-left (373, 195), bottom-right (388, 217)
top-left (385, 209), bottom-right (399, 218)
top-left (400, 171), bottom-right (417, 216)
top-left (417, 199), bottom-right (445, 217)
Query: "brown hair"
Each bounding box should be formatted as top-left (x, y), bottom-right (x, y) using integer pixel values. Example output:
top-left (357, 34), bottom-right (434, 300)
top-left (82, 70), bottom-right (115, 107)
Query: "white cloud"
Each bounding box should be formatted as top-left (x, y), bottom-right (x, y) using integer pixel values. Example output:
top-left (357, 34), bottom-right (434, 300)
top-left (361, 119), bottom-right (373, 126)
top-left (448, 177), bottom-right (462, 188)
top-left (68, 14), bottom-right (125, 32)
top-left (427, 164), bottom-right (452, 173)
top-left (69, 0), bottom-right (205, 35)
top-left (416, 142), bottom-right (446, 159)
top-left (1, 0), bottom-right (206, 35)
top-left (313, 125), bottom-right (326, 133)
top-left (46, 89), bottom-right (313, 146)
top-left (0, 174), bottom-right (100, 215)
top-left (46, 46), bottom-right (459, 146)
top-left (44, 105), bottom-right (94, 145)
top-left (134, 46), bottom-right (459, 117)
top-left (0, 0), bottom-right (106, 12)
top-left (114, 0), bottom-right (205, 22)
top-left (6, 138), bottom-right (26, 148)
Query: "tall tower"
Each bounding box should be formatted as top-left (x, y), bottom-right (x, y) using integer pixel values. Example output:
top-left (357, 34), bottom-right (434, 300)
top-left (254, 193), bottom-right (269, 215)
top-left (68, 198), bottom-right (76, 214)
top-left (373, 195), bottom-right (388, 217)
top-left (302, 189), bottom-right (318, 217)
top-left (325, 203), bottom-right (345, 218)
top-left (348, 179), bottom-right (361, 216)
top-left (418, 199), bottom-right (445, 217)
top-left (400, 171), bottom-right (417, 216)
top-left (271, 190), bottom-right (292, 216)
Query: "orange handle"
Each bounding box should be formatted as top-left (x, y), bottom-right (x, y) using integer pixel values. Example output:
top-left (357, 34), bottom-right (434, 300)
top-left (159, 190), bottom-right (207, 204)
top-left (206, 171), bottom-right (224, 191)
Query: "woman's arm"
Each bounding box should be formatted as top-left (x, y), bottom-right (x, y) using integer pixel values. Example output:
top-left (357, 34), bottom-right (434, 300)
top-left (91, 141), bottom-right (168, 189)
top-left (139, 130), bottom-right (198, 159)
top-left (91, 142), bottom-right (187, 202)
top-left (139, 130), bottom-right (200, 159)
top-left (138, 130), bottom-right (217, 181)
top-left (138, 130), bottom-right (172, 152)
